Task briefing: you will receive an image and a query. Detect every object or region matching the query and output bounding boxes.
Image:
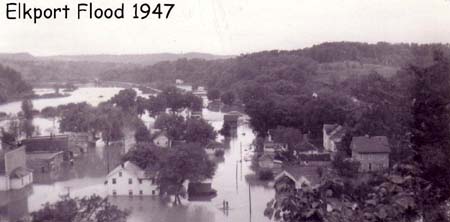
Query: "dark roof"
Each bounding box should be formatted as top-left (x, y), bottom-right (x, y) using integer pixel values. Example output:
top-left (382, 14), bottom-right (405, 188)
top-left (323, 124), bottom-right (339, 134)
top-left (351, 136), bottom-right (390, 153)
top-left (324, 124), bottom-right (346, 140)
top-left (224, 114), bottom-right (239, 121)
top-left (298, 153), bottom-right (331, 162)
top-left (21, 135), bottom-right (69, 153)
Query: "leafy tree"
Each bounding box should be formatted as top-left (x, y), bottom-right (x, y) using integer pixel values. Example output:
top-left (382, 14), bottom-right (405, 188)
top-left (136, 96), bottom-right (148, 116)
top-left (183, 93), bottom-right (203, 111)
top-left (21, 119), bottom-right (35, 138)
top-left (58, 103), bottom-right (95, 133)
top-left (154, 113), bottom-right (185, 140)
top-left (158, 143), bottom-right (216, 204)
top-left (184, 118), bottom-right (217, 146)
top-left (30, 195), bottom-right (129, 222)
top-left (207, 88), bottom-right (221, 101)
top-left (410, 51), bottom-right (450, 200)
top-left (146, 95), bottom-right (167, 117)
top-left (110, 88), bottom-right (137, 113)
top-left (270, 126), bottom-right (303, 155)
top-left (159, 86), bottom-right (185, 113)
top-left (122, 143), bottom-right (165, 170)
top-left (40, 107), bottom-right (58, 118)
top-left (97, 103), bottom-right (125, 145)
top-left (21, 99), bottom-right (34, 120)
top-left (134, 121), bottom-right (151, 143)
top-left (220, 91), bottom-right (235, 106)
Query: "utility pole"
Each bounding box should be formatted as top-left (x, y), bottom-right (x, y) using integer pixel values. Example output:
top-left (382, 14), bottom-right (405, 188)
top-left (248, 184), bottom-right (252, 221)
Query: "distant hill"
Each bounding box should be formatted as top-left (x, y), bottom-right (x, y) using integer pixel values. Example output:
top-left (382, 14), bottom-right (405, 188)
top-left (42, 53), bottom-right (233, 65)
top-left (0, 52), bottom-right (233, 84)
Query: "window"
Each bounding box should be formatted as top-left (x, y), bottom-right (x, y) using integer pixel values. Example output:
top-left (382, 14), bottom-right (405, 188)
top-left (129, 190), bottom-right (133, 196)
top-left (112, 178), bottom-right (116, 184)
top-left (119, 171), bottom-right (122, 177)
top-left (152, 190), bottom-right (156, 195)
top-left (129, 178), bottom-right (133, 184)
top-left (112, 190), bottom-right (117, 196)
top-left (139, 179), bottom-right (143, 184)
top-left (139, 190), bottom-right (143, 195)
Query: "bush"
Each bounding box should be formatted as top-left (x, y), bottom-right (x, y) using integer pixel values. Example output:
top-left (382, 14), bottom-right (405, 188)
top-left (259, 169), bottom-right (274, 181)
top-left (332, 153), bottom-right (360, 178)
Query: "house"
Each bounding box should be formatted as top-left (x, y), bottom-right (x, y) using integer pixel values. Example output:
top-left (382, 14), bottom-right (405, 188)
top-left (323, 124), bottom-right (346, 153)
top-left (263, 142), bottom-right (288, 154)
top-left (297, 153), bottom-right (331, 166)
top-left (26, 151), bottom-right (64, 173)
top-left (258, 153), bottom-right (282, 171)
top-left (0, 146), bottom-right (33, 191)
top-left (351, 136), bottom-right (390, 172)
top-left (274, 167), bottom-right (320, 194)
top-left (105, 161), bottom-right (158, 196)
top-left (191, 111), bottom-right (203, 119)
top-left (21, 135), bottom-right (72, 160)
top-left (152, 131), bottom-right (171, 148)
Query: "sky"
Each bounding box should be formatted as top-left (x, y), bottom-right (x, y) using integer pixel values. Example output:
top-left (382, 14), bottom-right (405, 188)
top-left (0, 0), bottom-right (449, 56)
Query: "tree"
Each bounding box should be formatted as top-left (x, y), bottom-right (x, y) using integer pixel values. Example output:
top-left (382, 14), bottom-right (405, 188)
top-left (110, 88), bottom-right (137, 113)
top-left (154, 113), bottom-right (185, 140)
top-left (134, 121), bottom-right (151, 143)
top-left (122, 143), bottom-right (165, 170)
top-left (410, 51), bottom-right (450, 201)
top-left (207, 88), bottom-right (221, 101)
top-left (21, 99), bottom-right (34, 120)
top-left (97, 103), bottom-right (125, 145)
top-left (146, 95), bottom-right (167, 117)
top-left (58, 103), bottom-right (95, 133)
top-left (183, 93), bottom-right (203, 111)
top-left (221, 91), bottom-right (235, 106)
top-left (30, 195), bottom-right (129, 222)
top-left (159, 86), bottom-right (185, 112)
top-left (270, 126), bottom-right (303, 156)
top-left (184, 118), bottom-right (217, 146)
top-left (136, 96), bottom-right (148, 117)
top-left (158, 143), bottom-right (216, 204)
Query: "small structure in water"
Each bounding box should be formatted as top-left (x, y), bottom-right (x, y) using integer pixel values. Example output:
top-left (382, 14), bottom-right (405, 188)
top-left (187, 180), bottom-right (217, 201)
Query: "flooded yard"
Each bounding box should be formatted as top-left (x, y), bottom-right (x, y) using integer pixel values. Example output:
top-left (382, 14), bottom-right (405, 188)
top-left (0, 87), bottom-right (274, 222)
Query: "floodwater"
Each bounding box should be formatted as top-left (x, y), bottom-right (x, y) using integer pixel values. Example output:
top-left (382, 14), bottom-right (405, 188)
top-left (0, 87), bottom-right (274, 222)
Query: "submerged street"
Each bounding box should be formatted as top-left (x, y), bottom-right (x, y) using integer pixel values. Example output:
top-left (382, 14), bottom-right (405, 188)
top-left (0, 86), bottom-right (274, 222)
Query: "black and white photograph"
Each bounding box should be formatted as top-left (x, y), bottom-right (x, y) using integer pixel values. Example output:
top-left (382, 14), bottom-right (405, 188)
top-left (1, 0), bottom-right (450, 221)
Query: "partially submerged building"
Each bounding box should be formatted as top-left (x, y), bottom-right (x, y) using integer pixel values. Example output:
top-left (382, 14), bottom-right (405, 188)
top-left (105, 161), bottom-right (158, 196)
top-left (0, 146), bottom-right (33, 191)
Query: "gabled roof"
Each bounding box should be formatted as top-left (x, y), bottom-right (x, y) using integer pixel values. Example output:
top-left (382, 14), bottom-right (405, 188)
top-left (324, 124), bottom-right (346, 141)
top-left (107, 161), bottom-right (147, 179)
top-left (351, 136), bottom-right (391, 153)
top-left (275, 166), bottom-right (321, 188)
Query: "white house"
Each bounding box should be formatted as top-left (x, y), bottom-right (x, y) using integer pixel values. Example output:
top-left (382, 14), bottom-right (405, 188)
top-left (105, 161), bottom-right (158, 196)
top-left (152, 131), bottom-right (171, 148)
top-left (323, 124), bottom-right (346, 152)
top-left (0, 146), bottom-right (33, 191)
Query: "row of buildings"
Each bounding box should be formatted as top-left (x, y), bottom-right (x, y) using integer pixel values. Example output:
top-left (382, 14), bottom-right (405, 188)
top-left (0, 133), bottom-right (95, 191)
top-left (258, 123), bottom-right (391, 191)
